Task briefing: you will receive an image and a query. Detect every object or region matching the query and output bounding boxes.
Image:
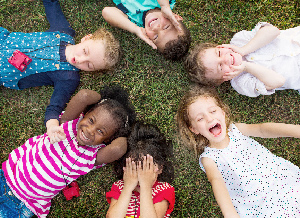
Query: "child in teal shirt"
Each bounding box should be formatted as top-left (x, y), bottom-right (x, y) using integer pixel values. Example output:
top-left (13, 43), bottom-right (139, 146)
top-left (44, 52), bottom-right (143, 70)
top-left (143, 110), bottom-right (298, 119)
top-left (102, 0), bottom-right (191, 60)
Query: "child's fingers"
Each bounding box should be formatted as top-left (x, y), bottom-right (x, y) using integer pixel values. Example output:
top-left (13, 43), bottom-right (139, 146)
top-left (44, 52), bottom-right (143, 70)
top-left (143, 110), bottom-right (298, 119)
top-left (145, 39), bottom-right (157, 49)
top-left (217, 44), bottom-right (230, 48)
top-left (170, 18), bottom-right (182, 32)
top-left (143, 155), bottom-right (147, 170)
top-left (132, 161), bottom-right (137, 174)
top-left (148, 155), bottom-right (154, 171)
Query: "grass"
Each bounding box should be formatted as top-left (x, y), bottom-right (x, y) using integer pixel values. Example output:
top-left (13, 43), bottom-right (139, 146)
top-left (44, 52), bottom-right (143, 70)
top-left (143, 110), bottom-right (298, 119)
top-left (0, 0), bottom-right (299, 217)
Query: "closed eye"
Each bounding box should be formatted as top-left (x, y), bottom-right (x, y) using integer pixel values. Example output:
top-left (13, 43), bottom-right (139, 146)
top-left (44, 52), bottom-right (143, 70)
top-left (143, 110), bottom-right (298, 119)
top-left (154, 35), bottom-right (158, 40)
top-left (164, 25), bottom-right (170, 30)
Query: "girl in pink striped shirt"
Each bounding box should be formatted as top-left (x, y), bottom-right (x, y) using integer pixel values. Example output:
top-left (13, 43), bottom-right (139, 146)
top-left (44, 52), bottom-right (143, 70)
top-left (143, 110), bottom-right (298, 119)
top-left (1, 86), bottom-right (136, 218)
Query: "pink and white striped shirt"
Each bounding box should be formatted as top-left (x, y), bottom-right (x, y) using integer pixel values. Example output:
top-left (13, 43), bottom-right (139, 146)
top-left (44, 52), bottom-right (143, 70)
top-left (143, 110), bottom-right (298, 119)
top-left (2, 114), bottom-right (106, 217)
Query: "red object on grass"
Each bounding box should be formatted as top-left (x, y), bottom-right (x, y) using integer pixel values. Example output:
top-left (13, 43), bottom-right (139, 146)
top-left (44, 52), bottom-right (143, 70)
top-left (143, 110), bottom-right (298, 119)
top-left (62, 181), bottom-right (80, 201)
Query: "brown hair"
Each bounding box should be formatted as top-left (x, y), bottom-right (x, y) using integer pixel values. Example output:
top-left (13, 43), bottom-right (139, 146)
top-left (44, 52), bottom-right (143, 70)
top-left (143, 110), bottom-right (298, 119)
top-left (176, 85), bottom-right (231, 157)
top-left (161, 21), bottom-right (191, 61)
top-left (185, 43), bottom-right (223, 86)
top-left (90, 28), bottom-right (121, 70)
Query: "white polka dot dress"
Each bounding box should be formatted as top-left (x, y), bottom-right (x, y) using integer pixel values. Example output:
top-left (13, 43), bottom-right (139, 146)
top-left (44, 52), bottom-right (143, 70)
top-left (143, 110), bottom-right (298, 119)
top-left (199, 124), bottom-right (300, 217)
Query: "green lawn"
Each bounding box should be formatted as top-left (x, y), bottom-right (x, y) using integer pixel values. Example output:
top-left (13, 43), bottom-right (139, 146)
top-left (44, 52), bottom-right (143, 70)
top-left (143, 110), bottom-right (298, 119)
top-left (0, 0), bottom-right (299, 217)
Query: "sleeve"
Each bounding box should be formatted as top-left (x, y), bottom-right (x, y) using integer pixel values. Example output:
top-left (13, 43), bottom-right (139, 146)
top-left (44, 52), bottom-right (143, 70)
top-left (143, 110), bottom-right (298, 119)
top-left (44, 70), bottom-right (80, 125)
top-left (153, 184), bottom-right (175, 216)
top-left (43, 0), bottom-right (75, 37)
top-left (230, 72), bottom-right (275, 97)
top-left (230, 22), bottom-right (273, 48)
top-left (106, 182), bottom-right (122, 204)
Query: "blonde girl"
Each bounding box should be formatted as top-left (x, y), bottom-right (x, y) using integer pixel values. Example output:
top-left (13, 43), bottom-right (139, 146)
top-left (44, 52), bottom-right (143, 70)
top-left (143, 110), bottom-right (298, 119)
top-left (176, 85), bottom-right (300, 218)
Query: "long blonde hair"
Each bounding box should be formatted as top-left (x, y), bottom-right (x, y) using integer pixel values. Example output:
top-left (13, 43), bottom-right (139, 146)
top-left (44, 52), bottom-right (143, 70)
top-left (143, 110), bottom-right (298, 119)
top-left (176, 85), bottom-right (232, 157)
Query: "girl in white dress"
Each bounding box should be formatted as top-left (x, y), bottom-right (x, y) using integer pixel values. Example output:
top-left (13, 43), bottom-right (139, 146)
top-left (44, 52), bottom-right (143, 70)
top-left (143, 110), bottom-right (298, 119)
top-left (176, 85), bottom-right (300, 218)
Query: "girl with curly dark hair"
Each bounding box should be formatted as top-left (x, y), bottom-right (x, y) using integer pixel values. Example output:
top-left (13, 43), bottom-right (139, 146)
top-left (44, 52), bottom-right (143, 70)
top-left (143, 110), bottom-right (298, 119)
top-left (106, 122), bottom-right (175, 218)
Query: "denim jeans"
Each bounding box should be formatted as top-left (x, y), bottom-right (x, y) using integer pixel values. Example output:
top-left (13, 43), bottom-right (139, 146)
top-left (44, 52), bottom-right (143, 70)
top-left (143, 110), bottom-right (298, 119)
top-left (0, 169), bottom-right (34, 218)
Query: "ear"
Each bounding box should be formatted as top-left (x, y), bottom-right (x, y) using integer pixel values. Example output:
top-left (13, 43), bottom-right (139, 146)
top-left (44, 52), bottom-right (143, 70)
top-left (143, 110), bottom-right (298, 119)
top-left (173, 13), bottom-right (183, 21)
top-left (157, 166), bottom-right (163, 175)
top-left (81, 34), bottom-right (93, 43)
top-left (189, 125), bottom-right (199, 135)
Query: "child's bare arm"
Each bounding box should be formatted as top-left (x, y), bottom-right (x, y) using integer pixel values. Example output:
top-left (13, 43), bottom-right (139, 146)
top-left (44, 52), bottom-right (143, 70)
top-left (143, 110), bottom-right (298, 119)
top-left (95, 137), bottom-right (127, 165)
top-left (106, 158), bottom-right (138, 218)
top-left (102, 7), bottom-right (157, 49)
top-left (60, 89), bottom-right (101, 124)
top-left (228, 61), bottom-right (285, 90)
top-left (221, 24), bottom-right (280, 56)
top-left (138, 155), bottom-right (169, 218)
top-left (156, 0), bottom-right (182, 32)
top-left (202, 157), bottom-right (240, 218)
top-left (235, 122), bottom-right (300, 138)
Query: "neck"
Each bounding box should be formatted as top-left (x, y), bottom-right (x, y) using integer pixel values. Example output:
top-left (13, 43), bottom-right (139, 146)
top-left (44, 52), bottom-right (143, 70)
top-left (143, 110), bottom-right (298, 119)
top-left (209, 134), bottom-right (230, 149)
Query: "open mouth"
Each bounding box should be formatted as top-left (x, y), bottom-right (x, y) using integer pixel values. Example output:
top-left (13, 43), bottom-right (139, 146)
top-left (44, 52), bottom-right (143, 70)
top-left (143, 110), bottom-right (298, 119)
top-left (149, 18), bottom-right (158, 28)
top-left (209, 123), bottom-right (222, 137)
top-left (230, 54), bottom-right (235, 65)
top-left (80, 130), bottom-right (91, 142)
top-left (71, 57), bottom-right (76, 64)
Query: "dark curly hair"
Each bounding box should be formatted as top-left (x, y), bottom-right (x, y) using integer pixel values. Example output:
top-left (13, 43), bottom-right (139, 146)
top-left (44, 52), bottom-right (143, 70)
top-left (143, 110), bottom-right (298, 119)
top-left (185, 43), bottom-right (223, 86)
top-left (114, 122), bottom-right (174, 184)
top-left (84, 86), bottom-right (136, 141)
top-left (161, 21), bottom-right (191, 61)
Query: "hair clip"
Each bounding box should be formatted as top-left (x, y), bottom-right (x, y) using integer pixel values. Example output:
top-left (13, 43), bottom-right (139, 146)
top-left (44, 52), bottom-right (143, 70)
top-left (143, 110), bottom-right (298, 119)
top-left (99, 98), bottom-right (107, 104)
top-left (124, 115), bottom-right (129, 128)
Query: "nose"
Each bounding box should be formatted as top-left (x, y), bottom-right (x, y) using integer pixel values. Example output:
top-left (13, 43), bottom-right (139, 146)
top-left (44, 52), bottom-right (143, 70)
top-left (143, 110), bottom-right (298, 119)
top-left (205, 113), bottom-right (213, 123)
top-left (152, 21), bottom-right (161, 31)
top-left (86, 125), bottom-right (95, 136)
top-left (76, 56), bottom-right (88, 64)
top-left (220, 53), bottom-right (231, 66)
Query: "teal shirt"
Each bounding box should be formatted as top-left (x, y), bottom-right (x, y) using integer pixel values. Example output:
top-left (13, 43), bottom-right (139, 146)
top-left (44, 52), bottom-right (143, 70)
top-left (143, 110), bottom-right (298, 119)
top-left (113, 0), bottom-right (176, 27)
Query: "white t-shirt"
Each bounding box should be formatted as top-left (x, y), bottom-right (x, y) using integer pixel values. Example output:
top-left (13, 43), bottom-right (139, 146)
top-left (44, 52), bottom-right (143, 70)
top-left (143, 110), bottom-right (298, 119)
top-left (230, 22), bottom-right (300, 97)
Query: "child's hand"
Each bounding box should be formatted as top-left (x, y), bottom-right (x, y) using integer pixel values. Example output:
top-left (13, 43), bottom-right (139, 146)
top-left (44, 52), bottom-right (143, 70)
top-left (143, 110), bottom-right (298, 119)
top-left (123, 158), bottom-right (139, 191)
top-left (217, 44), bottom-right (245, 56)
top-left (223, 61), bottom-right (246, 81)
top-left (160, 6), bottom-right (182, 32)
top-left (137, 155), bottom-right (159, 189)
top-left (47, 125), bottom-right (66, 144)
top-left (135, 27), bottom-right (157, 49)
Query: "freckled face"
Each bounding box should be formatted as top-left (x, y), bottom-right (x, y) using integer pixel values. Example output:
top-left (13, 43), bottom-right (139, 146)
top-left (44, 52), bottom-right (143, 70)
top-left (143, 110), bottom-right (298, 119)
top-left (76, 107), bottom-right (117, 146)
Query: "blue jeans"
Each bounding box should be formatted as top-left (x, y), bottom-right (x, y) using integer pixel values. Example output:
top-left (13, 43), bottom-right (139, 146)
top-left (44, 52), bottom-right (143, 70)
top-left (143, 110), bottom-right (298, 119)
top-left (0, 169), bottom-right (34, 218)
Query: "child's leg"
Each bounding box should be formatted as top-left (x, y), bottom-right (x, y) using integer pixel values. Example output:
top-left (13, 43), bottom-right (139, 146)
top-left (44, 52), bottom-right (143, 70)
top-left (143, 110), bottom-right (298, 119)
top-left (0, 169), bottom-right (34, 218)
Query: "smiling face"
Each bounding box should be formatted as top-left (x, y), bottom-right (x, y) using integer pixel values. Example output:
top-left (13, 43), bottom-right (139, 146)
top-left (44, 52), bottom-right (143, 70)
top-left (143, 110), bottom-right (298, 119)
top-left (188, 97), bottom-right (228, 147)
top-left (200, 47), bottom-right (243, 82)
top-left (144, 9), bottom-right (183, 51)
top-left (76, 107), bottom-right (117, 146)
top-left (65, 36), bottom-right (106, 71)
